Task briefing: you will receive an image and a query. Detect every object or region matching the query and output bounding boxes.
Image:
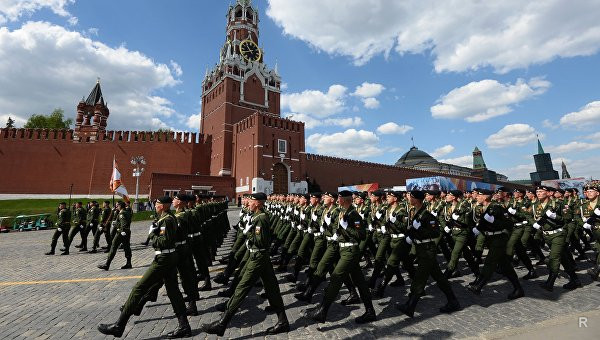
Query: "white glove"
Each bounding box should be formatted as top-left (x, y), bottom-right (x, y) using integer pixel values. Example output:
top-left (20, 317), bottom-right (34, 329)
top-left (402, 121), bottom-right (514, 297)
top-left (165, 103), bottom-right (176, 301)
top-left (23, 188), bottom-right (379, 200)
top-left (533, 222), bottom-right (541, 230)
top-left (472, 227), bottom-right (480, 236)
top-left (405, 236), bottom-right (412, 245)
top-left (375, 211), bottom-right (382, 219)
top-left (300, 212), bottom-right (306, 220)
top-left (57, 228), bottom-right (62, 232)
top-left (522, 221), bottom-right (528, 225)
top-left (431, 211), bottom-right (438, 217)
top-left (308, 228), bottom-right (313, 234)
top-left (239, 210), bottom-right (243, 216)
top-left (380, 226), bottom-right (386, 234)
top-left (508, 207), bottom-right (517, 215)
top-left (320, 226), bottom-right (325, 233)
top-left (412, 220), bottom-right (421, 229)
top-left (294, 210), bottom-right (299, 216)
top-left (79, 224), bottom-right (84, 229)
top-left (545, 210), bottom-right (557, 219)
top-left (121, 231), bottom-right (126, 236)
top-left (291, 223), bottom-right (296, 230)
top-left (148, 225), bottom-right (155, 234)
top-left (583, 223), bottom-right (592, 230)
top-left (359, 212), bottom-right (364, 219)
top-left (111, 221), bottom-right (116, 226)
top-left (452, 213), bottom-right (459, 221)
top-left (390, 214), bottom-right (397, 223)
top-left (332, 233), bottom-right (338, 241)
top-left (311, 213), bottom-right (317, 222)
top-left (243, 223), bottom-right (252, 233)
top-left (484, 213), bottom-right (494, 223)
top-left (368, 225), bottom-right (374, 232)
top-left (89, 223), bottom-right (93, 227)
top-left (444, 226), bottom-right (451, 233)
top-left (339, 218), bottom-right (348, 230)
top-left (324, 215), bottom-right (331, 225)
top-left (297, 224), bottom-right (303, 230)
top-left (595, 208), bottom-right (600, 217)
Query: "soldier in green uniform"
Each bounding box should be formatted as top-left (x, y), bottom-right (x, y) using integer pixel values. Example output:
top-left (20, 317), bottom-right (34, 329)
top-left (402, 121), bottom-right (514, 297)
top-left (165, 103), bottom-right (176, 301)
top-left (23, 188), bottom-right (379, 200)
top-left (97, 196), bottom-right (191, 338)
top-left (45, 202), bottom-right (71, 255)
top-left (521, 188), bottom-right (546, 265)
top-left (290, 193), bottom-right (322, 284)
top-left (582, 184), bottom-right (600, 280)
top-left (396, 190), bottom-right (461, 318)
top-left (78, 201), bottom-right (100, 252)
top-left (68, 201), bottom-right (87, 251)
top-left (368, 190), bottom-right (392, 289)
top-left (441, 190), bottom-right (479, 279)
top-left (563, 188), bottom-right (588, 260)
top-left (425, 191), bottom-right (452, 263)
top-left (90, 201), bottom-right (112, 253)
top-left (503, 188), bottom-right (538, 280)
top-left (358, 192), bottom-right (376, 268)
top-left (468, 189), bottom-right (524, 300)
top-left (532, 186), bottom-right (581, 291)
top-left (305, 190), bottom-right (376, 324)
top-left (98, 201), bottom-right (132, 270)
top-left (202, 193), bottom-right (290, 336)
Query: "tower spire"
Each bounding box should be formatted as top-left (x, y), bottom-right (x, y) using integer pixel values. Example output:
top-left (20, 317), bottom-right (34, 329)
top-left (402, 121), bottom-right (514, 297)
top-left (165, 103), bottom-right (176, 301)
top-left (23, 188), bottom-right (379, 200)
top-left (537, 136), bottom-right (545, 154)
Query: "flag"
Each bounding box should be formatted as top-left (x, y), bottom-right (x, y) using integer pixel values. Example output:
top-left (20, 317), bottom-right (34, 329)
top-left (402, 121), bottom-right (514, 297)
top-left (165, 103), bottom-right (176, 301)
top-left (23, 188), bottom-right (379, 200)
top-left (110, 156), bottom-right (130, 202)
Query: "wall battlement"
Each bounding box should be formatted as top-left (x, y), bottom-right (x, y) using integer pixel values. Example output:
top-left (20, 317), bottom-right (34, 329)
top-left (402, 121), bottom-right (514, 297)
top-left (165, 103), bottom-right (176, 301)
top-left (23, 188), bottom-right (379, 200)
top-left (234, 111), bottom-right (304, 134)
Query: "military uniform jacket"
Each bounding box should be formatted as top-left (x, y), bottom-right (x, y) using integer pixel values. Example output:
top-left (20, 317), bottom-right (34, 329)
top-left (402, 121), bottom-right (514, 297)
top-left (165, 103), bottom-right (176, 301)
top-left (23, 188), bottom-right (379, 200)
top-left (115, 209), bottom-right (131, 232)
top-left (383, 203), bottom-right (408, 236)
top-left (174, 209), bottom-right (190, 243)
top-left (74, 207), bottom-right (87, 226)
top-left (87, 205), bottom-right (100, 224)
top-left (335, 205), bottom-right (365, 243)
top-left (152, 212), bottom-right (177, 251)
top-left (321, 204), bottom-right (340, 239)
top-left (531, 199), bottom-right (564, 232)
top-left (368, 203), bottom-right (386, 233)
top-left (56, 208), bottom-right (71, 228)
top-left (444, 200), bottom-right (472, 233)
top-left (506, 198), bottom-right (530, 226)
top-left (100, 207), bottom-right (111, 227)
top-left (246, 209), bottom-right (271, 251)
top-left (308, 204), bottom-right (324, 234)
top-left (407, 205), bottom-right (440, 243)
top-left (475, 202), bottom-right (511, 234)
top-left (579, 198), bottom-right (600, 228)
top-left (298, 204), bottom-right (310, 231)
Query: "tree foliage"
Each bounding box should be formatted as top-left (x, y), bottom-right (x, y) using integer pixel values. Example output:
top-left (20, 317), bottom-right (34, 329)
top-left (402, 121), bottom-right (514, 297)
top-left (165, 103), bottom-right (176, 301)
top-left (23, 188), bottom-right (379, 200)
top-left (5, 117), bottom-right (15, 128)
top-left (24, 108), bottom-right (73, 129)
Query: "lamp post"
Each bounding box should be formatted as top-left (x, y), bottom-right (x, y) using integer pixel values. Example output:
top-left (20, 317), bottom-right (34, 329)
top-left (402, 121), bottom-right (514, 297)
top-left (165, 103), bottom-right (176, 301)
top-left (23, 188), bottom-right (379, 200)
top-left (131, 155), bottom-right (146, 212)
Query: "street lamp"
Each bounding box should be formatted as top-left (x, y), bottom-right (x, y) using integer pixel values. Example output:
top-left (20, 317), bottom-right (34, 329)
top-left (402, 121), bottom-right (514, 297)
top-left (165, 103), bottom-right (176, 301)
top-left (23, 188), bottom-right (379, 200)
top-left (131, 155), bottom-right (146, 211)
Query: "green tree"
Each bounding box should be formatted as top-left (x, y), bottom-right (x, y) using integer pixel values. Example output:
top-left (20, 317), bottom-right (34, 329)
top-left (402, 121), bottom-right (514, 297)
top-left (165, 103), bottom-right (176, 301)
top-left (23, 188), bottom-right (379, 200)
top-left (5, 117), bottom-right (15, 128)
top-left (24, 108), bottom-right (73, 129)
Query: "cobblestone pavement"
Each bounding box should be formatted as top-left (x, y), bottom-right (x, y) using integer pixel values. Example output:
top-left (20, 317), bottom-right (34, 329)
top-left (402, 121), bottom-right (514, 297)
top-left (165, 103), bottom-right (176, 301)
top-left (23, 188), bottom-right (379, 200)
top-left (1, 208), bottom-right (599, 339)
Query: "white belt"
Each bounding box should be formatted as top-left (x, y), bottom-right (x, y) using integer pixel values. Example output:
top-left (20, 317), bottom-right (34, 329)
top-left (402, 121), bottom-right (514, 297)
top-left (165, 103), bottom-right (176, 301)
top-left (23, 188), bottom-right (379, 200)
top-left (313, 232), bottom-right (323, 237)
top-left (485, 230), bottom-right (507, 236)
top-left (339, 242), bottom-right (358, 248)
top-left (544, 228), bottom-right (563, 235)
top-left (248, 248), bottom-right (265, 253)
top-left (415, 238), bottom-right (434, 244)
top-left (189, 232), bottom-right (201, 237)
top-left (175, 241), bottom-right (186, 246)
top-left (515, 222), bottom-right (524, 227)
top-left (297, 225), bottom-right (303, 230)
top-left (155, 249), bottom-right (175, 255)
top-left (452, 227), bottom-right (462, 231)
top-left (326, 236), bottom-right (334, 241)
top-left (391, 233), bottom-right (405, 239)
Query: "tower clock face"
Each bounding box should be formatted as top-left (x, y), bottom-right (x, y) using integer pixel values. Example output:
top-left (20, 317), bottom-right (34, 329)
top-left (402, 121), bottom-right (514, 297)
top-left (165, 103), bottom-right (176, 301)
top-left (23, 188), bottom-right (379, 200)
top-left (240, 39), bottom-right (261, 62)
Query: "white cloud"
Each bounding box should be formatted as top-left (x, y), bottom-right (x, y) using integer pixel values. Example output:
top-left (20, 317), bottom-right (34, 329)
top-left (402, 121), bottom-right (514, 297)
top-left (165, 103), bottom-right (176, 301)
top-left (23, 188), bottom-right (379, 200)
top-left (284, 112), bottom-right (363, 129)
top-left (431, 78), bottom-right (550, 122)
top-left (376, 122), bottom-right (414, 135)
top-left (438, 155), bottom-right (472, 168)
top-left (281, 84), bottom-right (347, 118)
top-left (323, 116), bottom-right (363, 128)
top-left (353, 82), bottom-right (385, 98)
top-left (542, 119), bottom-right (559, 130)
top-left (306, 129), bottom-right (382, 159)
top-left (583, 131), bottom-right (600, 140)
top-left (280, 82), bottom-right (288, 90)
top-left (0, 114), bottom-right (27, 127)
top-left (499, 163), bottom-right (536, 181)
top-left (266, 0), bottom-right (600, 73)
top-left (430, 144), bottom-right (455, 158)
top-left (169, 60), bottom-right (183, 77)
top-left (0, 0), bottom-right (76, 24)
top-left (362, 97), bottom-right (380, 109)
top-left (546, 141), bottom-right (600, 154)
top-left (559, 101), bottom-right (600, 127)
top-left (186, 113), bottom-right (201, 130)
top-left (0, 22), bottom-right (180, 131)
top-left (485, 124), bottom-right (541, 149)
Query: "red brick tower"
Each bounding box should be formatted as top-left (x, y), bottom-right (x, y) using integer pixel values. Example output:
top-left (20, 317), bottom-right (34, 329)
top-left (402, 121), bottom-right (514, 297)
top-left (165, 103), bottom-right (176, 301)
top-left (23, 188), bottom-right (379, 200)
top-left (74, 79), bottom-right (109, 143)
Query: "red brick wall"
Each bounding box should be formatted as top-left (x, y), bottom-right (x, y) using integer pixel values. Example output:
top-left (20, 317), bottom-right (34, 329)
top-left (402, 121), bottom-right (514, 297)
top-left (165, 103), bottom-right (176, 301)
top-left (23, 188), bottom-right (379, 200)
top-left (149, 173), bottom-right (235, 200)
top-left (0, 128), bottom-right (211, 195)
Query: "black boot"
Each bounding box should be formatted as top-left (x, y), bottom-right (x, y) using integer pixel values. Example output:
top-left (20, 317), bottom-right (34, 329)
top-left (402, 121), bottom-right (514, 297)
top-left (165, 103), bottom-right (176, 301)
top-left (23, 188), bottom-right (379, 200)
top-left (215, 302), bottom-right (227, 312)
top-left (587, 265), bottom-right (600, 281)
top-left (439, 290), bottom-right (462, 314)
top-left (294, 276), bottom-right (320, 303)
top-left (296, 268), bottom-right (313, 292)
top-left (522, 268), bottom-right (538, 280)
top-left (199, 277), bottom-right (212, 291)
top-left (540, 272), bottom-right (558, 292)
top-left (355, 300), bottom-right (377, 324)
top-left (368, 262), bottom-right (384, 289)
top-left (443, 268), bottom-right (454, 279)
top-left (88, 248), bottom-right (98, 254)
top-left (563, 271), bottom-right (582, 290)
top-left (390, 268), bottom-right (405, 286)
top-left (166, 314), bottom-right (192, 338)
top-left (373, 270), bottom-right (393, 298)
top-left (307, 301), bottom-right (331, 323)
top-left (97, 312), bottom-right (130, 337)
top-left (506, 271), bottom-right (525, 300)
top-left (266, 311), bottom-right (290, 334)
top-left (45, 250), bottom-right (55, 255)
top-left (468, 276), bottom-right (481, 287)
top-left (395, 294), bottom-right (420, 318)
top-left (202, 312), bottom-right (233, 336)
top-left (121, 258), bottom-right (132, 269)
top-left (186, 301), bottom-right (198, 316)
top-left (467, 277), bottom-right (488, 295)
top-left (98, 262), bottom-right (110, 271)
top-left (341, 289), bottom-right (361, 305)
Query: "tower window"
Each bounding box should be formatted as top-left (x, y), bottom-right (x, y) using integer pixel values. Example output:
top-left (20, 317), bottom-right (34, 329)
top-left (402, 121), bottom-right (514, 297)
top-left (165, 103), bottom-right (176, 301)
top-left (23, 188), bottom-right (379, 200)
top-left (278, 139), bottom-right (287, 154)
top-left (235, 9), bottom-right (242, 18)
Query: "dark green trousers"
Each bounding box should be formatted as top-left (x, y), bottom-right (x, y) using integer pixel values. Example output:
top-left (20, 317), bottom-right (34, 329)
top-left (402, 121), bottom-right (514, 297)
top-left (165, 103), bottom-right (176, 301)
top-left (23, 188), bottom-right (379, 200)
top-left (50, 226), bottom-right (69, 251)
top-left (177, 244), bottom-right (199, 300)
top-left (67, 224), bottom-right (84, 247)
top-left (323, 246), bottom-right (371, 304)
top-left (288, 229), bottom-right (304, 255)
top-left (92, 224), bottom-right (111, 249)
top-left (283, 227), bottom-right (298, 250)
top-left (410, 242), bottom-right (453, 297)
top-left (309, 237), bottom-right (327, 270)
top-left (544, 231), bottom-right (575, 273)
top-left (106, 230), bottom-right (132, 265)
top-left (374, 235), bottom-right (391, 264)
top-left (480, 234), bottom-right (517, 281)
top-left (226, 251), bottom-right (284, 313)
top-left (122, 253), bottom-right (186, 317)
top-left (314, 243), bottom-right (339, 278)
top-left (297, 232), bottom-right (313, 260)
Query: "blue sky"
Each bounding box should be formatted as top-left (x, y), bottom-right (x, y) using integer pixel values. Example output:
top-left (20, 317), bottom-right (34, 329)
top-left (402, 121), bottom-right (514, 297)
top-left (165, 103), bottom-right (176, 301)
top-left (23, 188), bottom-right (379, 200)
top-left (1, 0), bottom-right (599, 180)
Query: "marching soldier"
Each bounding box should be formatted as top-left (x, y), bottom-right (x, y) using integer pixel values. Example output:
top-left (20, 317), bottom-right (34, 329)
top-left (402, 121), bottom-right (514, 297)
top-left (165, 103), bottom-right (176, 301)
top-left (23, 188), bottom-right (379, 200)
top-left (79, 201), bottom-right (100, 252)
top-left (98, 201), bottom-right (132, 271)
top-left (90, 201), bottom-right (112, 253)
top-left (68, 202), bottom-right (87, 251)
top-left (503, 188), bottom-right (538, 280)
top-left (202, 193), bottom-right (290, 336)
top-left (97, 196), bottom-right (191, 338)
top-left (45, 202), bottom-right (71, 255)
top-left (582, 183), bottom-right (600, 280)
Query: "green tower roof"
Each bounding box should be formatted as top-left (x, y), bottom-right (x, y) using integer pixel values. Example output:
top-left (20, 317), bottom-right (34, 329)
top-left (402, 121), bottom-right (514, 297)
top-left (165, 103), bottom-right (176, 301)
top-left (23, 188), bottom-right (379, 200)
top-left (537, 139), bottom-right (545, 154)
